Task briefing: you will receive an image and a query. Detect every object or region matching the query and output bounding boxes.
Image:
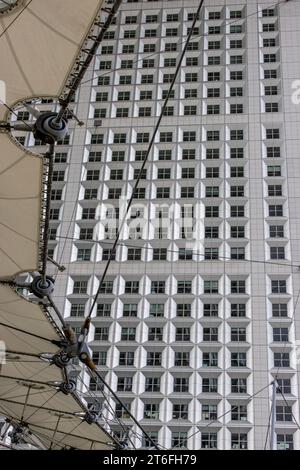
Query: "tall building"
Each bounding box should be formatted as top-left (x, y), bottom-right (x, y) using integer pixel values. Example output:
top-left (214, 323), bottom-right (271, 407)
top-left (13, 0), bottom-right (300, 450)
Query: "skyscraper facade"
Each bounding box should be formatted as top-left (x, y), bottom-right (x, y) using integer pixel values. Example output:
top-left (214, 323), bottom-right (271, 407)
top-left (14, 0), bottom-right (300, 450)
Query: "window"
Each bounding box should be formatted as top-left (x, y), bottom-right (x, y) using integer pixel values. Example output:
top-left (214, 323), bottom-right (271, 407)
top-left (204, 280), bottom-right (218, 294)
top-left (230, 55), bottom-right (243, 64)
top-left (276, 379), bottom-right (291, 395)
top-left (51, 189), bottom-right (62, 201)
top-left (148, 327), bottom-right (163, 341)
top-left (268, 165), bottom-right (281, 176)
top-left (79, 228), bottom-right (93, 240)
top-left (142, 59), bottom-right (155, 68)
top-left (73, 280), bottom-right (88, 294)
top-left (231, 247), bottom-right (245, 260)
top-left (127, 248), bottom-right (142, 261)
top-left (270, 246), bottom-right (285, 260)
top-left (96, 303), bottom-right (111, 317)
top-left (147, 352), bottom-right (162, 366)
top-left (110, 169), bottom-right (123, 180)
top-left (202, 377), bottom-right (218, 393)
top-left (177, 281), bottom-right (192, 294)
top-left (231, 186), bottom-right (244, 197)
top-left (184, 105), bottom-right (197, 116)
top-left (209, 11), bottom-right (221, 20)
top-left (118, 91), bottom-right (130, 101)
top-left (70, 303), bottom-right (85, 317)
top-left (97, 76), bottom-right (110, 86)
top-left (273, 327), bottom-right (289, 342)
top-left (201, 433), bottom-right (218, 449)
top-left (230, 71), bottom-right (243, 80)
top-left (230, 40), bottom-right (243, 49)
top-left (185, 72), bottom-right (198, 83)
top-left (156, 187), bottom-right (170, 199)
top-left (112, 151), bottom-right (125, 161)
top-left (123, 30), bottom-right (136, 39)
top-left (207, 130), bottom-right (219, 141)
top-left (176, 304), bottom-right (191, 317)
top-left (202, 404), bottom-right (217, 421)
top-left (183, 131), bottom-right (196, 142)
top-left (206, 149), bottom-right (219, 159)
top-left (231, 352), bottom-right (247, 367)
top-left (173, 404), bottom-right (188, 420)
top-left (165, 42), bottom-right (177, 52)
top-left (175, 328), bottom-right (190, 341)
top-left (186, 57), bottom-right (198, 67)
top-left (231, 205), bottom-right (245, 217)
top-left (164, 58), bottom-right (176, 67)
top-left (272, 303), bottom-right (287, 317)
top-left (162, 89), bottom-right (175, 99)
top-left (159, 150), bottom-right (172, 161)
top-left (265, 69), bottom-right (277, 79)
top-left (231, 433), bottom-right (248, 450)
top-left (113, 133), bottom-right (126, 144)
top-left (144, 403), bottom-right (159, 420)
top-left (145, 377), bottom-right (160, 392)
top-left (208, 41), bottom-right (221, 50)
top-left (203, 303), bottom-right (218, 317)
top-left (99, 61), bottom-right (111, 70)
top-left (182, 149), bottom-right (196, 160)
top-left (208, 56), bottom-right (221, 65)
top-left (50, 208), bottom-right (59, 220)
top-left (277, 435), bottom-right (294, 451)
top-left (179, 248), bottom-right (193, 260)
top-left (231, 148), bottom-right (244, 159)
top-left (136, 132), bottom-right (149, 143)
top-left (125, 281), bottom-right (139, 294)
top-left (77, 248), bottom-right (91, 261)
top-left (174, 377), bottom-right (189, 393)
top-left (117, 377), bottom-right (133, 392)
top-left (151, 281), bottom-right (165, 294)
top-left (271, 279), bottom-right (286, 294)
top-left (180, 187), bottom-right (194, 198)
top-left (205, 227), bottom-right (219, 239)
top-left (166, 28), bottom-right (178, 37)
top-left (123, 303), bottom-right (138, 317)
top-left (268, 205), bottom-right (283, 218)
top-left (54, 152), bottom-right (68, 163)
top-left (142, 432), bottom-right (159, 448)
top-left (141, 74), bottom-right (153, 84)
top-left (266, 103), bottom-right (279, 113)
top-left (203, 352), bottom-right (218, 367)
top-left (230, 104), bottom-right (244, 114)
top-left (149, 304), bottom-right (164, 317)
top-left (231, 378), bottom-right (247, 394)
top-left (92, 351), bottom-right (107, 366)
top-left (171, 432), bottom-right (187, 449)
top-left (53, 170), bottom-right (65, 181)
top-left (121, 327), bottom-right (136, 341)
top-left (207, 104), bottom-right (220, 115)
top-left (231, 327), bottom-right (246, 342)
top-left (122, 44), bottom-right (134, 54)
top-left (231, 303), bottom-right (246, 317)
top-left (119, 351), bottom-right (134, 366)
top-left (230, 25), bottom-right (243, 34)
top-left (203, 327), bottom-right (218, 342)
top-left (175, 352), bottom-right (190, 366)
top-left (231, 167), bottom-right (244, 178)
top-left (231, 280), bottom-right (246, 294)
top-left (262, 9), bottom-right (275, 17)
top-left (160, 132), bottom-right (172, 143)
top-left (205, 248), bottom-right (219, 260)
top-left (276, 406), bottom-right (293, 422)
top-left (264, 53), bottom-right (277, 63)
top-left (274, 352), bottom-right (290, 368)
top-left (94, 327), bottom-right (109, 341)
top-left (108, 188), bottom-right (122, 199)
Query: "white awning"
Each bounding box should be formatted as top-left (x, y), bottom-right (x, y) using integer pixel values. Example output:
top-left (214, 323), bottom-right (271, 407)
top-left (0, 0), bottom-right (105, 279)
top-left (0, 0), bottom-right (105, 120)
top-left (0, 135), bottom-right (43, 280)
top-left (0, 285), bottom-right (115, 450)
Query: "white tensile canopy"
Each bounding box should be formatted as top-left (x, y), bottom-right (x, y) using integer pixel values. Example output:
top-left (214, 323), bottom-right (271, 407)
top-left (0, 0), bottom-right (118, 449)
top-left (0, 285), bottom-right (115, 450)
top-left (0, 0), bottom-right (105, 279)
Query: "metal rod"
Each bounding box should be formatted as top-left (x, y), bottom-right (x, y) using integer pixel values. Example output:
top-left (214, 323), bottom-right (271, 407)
top-left (92, 368), bottom-right (160, 450)
top-left (270, 380), bottom-right (277, 450)
top-left (87, 0), bottom-right (205, 320)
top-left (55, 0), bottom-right (122, 122)
top-left (41, 143), bottom-right (55, 283)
